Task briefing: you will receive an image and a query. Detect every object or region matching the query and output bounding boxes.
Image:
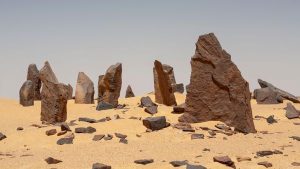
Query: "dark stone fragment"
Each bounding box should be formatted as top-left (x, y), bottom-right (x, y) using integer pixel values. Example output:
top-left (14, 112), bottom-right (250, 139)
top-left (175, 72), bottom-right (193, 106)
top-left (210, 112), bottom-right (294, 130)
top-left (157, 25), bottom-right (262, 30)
top-left (92, 163), bottom-right (111, 169)
top-left (45, 157), bottom-right (62, 164)
top-left (96, 102), bottom-right (114, 111)
top-left (134, 159), bottom-right (154, 165)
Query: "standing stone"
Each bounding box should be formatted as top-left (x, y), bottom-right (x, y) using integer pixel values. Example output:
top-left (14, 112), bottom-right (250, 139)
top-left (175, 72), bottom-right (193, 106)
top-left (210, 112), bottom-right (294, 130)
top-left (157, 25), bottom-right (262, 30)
top-left (153, 60), bottom-right (177, 106)
top-left (125, 85), bottom-right (135, 98)
top-left (98, 63), bottom-right (122, 107)
top-left (75, 72), bottom-right (94, 104)
top-left (179, 33), bottom-right (256, 133)
top-left (19, 80), bottom-right (34, 106)
top-left (40, 61), bottom-right (68, 123)
top-left (27, 64), bottom-right (41, 100)
top-left (67, 84), bottom-right (73, 100)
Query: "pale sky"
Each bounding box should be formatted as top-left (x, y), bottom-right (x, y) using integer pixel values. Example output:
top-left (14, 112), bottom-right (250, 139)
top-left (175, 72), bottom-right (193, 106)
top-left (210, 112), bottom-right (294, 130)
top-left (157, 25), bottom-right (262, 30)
top-left (0, 0), bottom-right (300, 99)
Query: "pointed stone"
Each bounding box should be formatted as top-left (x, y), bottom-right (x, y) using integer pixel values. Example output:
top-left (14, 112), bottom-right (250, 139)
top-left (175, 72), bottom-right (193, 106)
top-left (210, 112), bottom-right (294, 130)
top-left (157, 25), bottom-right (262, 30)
top-left (39, 61), bottom-right (68, 123)
top-left (27, 64), bottom-right (41, 100)
top-left (285, 103), bottom-right (300, 119)
top-left (125, 85), bottom-right (135, 98)
top-left (19, 80), bottom-right (34, 106)
top-left (75, 72), bottom-right (94, 104)
top-left (153, 60), bottom-right (177, 106)
top-left (98, 63), bottom-right (122, 107)
top-left (179, 33), bottom-right (256, 133)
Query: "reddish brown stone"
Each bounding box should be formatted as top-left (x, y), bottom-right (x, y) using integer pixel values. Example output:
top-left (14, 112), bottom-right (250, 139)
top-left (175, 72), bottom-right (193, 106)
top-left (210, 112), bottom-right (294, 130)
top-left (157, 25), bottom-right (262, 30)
top-left (27, 64), bottom-right (41, 100)
top-left (19, 80), bottom-right (34, 106)
top-left (75, 72), bottom-right (94, 104)
top-left (125, 85), bottom-right (135, 98)
top-left (67, 84), bottom-right (73, 100)
top-left (153, 60), bottom-right (177, 106)
top-left (179, 33), bottom-right (256, 133)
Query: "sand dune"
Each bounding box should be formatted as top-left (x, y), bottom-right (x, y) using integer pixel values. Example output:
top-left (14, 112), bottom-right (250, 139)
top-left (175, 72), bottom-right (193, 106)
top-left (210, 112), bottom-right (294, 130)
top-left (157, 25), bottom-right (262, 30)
top-left (0, 93), bottom-right (299, 169)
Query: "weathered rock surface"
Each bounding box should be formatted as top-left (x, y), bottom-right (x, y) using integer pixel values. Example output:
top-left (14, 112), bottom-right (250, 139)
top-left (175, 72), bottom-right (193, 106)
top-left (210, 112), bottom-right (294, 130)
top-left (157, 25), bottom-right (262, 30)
top-left (39, 61), bottom-right (68, 123)
top-left (92, 163), bottom-right (111, 169)
top-left (285, 103), bottom-right (300, 119)
top-left (134, 159), bottom-right (154, 165)
top-left (75, 72), bottom-right (94, 104)
top-left (67, 84), bottom-right (73, 100)
top-left (56, 133), bottom-right (75, 145)
top-left (19, 80), bottom-right (34, 106)
top-left (153, 60), bottom-right (177, 106)
top-left (45, 157), bottom-right (62, 164)
top-left (255, 79), bottom-right (300, 103)
top-left (92, 134), bottom-right (105, 141)
top-left (96, 102), bottom-right (114, 111)
top-left (143, 116), bottom-right (167, 131)
top-left (125, 85), bottom-right (135, 98)
top-left (179, 33), bottom-right (256, 133)
top-left (253, 87), bottom-right (283, 104)
top-left (27, 64), bottom-right (41, 100)
top-left (98, 63), bottom-right (122, 107)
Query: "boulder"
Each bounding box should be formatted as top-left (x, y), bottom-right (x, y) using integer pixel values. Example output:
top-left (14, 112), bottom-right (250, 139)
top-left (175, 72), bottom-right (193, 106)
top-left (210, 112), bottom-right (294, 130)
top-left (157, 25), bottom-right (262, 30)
top-left (98, 63), bottom-right (122, 106)
top-left (153, 60), bottom-right (177, 106)
top-left (27, 64), bottom-right (41, 100)
top-left (140, 96), bottom-right (156, 107)
top-left (75, 72), bottom-right (94, 104)
top-left (125, 85), bottom-right (135, 98)
top-left (19, 80), bottom-right (34, 106)
top-left (143, 116), bottom-right (167, 130)
top-left (213, 156), bottom-right (235, 168)
top-left (179, 33), bottom-right (256, 133)
top-left (285, 103), bottom-right (300, 119)
top-left (253, 87), bottom-right (283, 104)
top-left (39, 61), bottom-right (68, 123)
top-left (67, 84), bottom-right (73, 100)
top-left (56, 133), bottom-right (75, 145)
top-left (172, 103), bottom-right (186, 114)
top-left (257, 79), bottom-right (300, 103)
top-left (96, 101), bottom-right (114, 111)
top-left (75, 127), bottom-right (96, 134)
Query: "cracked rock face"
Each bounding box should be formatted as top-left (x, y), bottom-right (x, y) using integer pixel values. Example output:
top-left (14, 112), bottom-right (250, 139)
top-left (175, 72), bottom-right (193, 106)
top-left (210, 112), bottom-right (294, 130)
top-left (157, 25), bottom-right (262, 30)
top-left (40, 61), bottom-right (68, 124)
top-left (153, 60), bottom-right (177, 106)
top-left (75, 72), bottom-right (95, 104)
top-left (98, 63), bottom-right (122, 107)
top-left (179, 33), bottom-right (256, 133)
top-left (27, 64), bottom-right (41, 100)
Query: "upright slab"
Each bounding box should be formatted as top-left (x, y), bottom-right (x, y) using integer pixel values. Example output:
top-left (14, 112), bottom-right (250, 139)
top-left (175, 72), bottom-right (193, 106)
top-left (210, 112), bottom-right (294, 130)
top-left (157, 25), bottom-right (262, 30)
top-left (75, 72), bottom-right (94, 104)
top-left (39, 61), bottom-right (68, 123)
top-left (153, 60), bottom-right (177, 106)
top-left (27, 64), bottom-right (41, 100)
top-left (179, 33), bottom-right (256, 133)
top-left (19, 80), bottom-right (34, 106)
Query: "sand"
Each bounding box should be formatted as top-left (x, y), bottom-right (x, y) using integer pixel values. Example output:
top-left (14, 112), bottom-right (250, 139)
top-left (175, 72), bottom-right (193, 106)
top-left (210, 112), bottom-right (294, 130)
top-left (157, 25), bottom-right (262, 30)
top-left (0, 93), bottom-right (299, 169)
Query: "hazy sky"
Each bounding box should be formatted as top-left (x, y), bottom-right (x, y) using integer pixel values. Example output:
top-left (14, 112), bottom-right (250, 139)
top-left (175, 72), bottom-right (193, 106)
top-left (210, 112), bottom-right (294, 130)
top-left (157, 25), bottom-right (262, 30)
top-left (0, 0), bottom-right (300, 99)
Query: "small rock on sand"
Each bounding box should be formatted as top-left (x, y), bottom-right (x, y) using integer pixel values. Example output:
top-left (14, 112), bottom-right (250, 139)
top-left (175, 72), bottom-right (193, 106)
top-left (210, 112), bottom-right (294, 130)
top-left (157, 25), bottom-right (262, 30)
top-left (92, 163), bottom-right (111, 169)
top-left (134, 159), bottom-right (154, 165)
top-left (45, 157), bottom-right (62, 164)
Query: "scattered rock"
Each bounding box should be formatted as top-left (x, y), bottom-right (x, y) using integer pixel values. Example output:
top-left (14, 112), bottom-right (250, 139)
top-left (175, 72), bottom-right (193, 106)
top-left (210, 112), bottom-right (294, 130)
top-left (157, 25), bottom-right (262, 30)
top-left (172, 103), bottom-right (185, 114)
top-left (144, 106), bottom-right (158, 115)
top-left (125, 85), bottom-right (135, 98)
top-left (208, 130), bottom-right (216, 136)
top-left (92, 135), bottom-right (105, 141)
top-left (291, 162), bottom-right (300, 166)
top-left (61, 123), bottom-right (71, 132)
top-left (75, 72), bottom-right (95, 104)
top-left (285, 103), bottom-right (300, 119)
top-left (46, 129), bottom-right (57, 136)
top-left (98, 63), bottom-right (122, 106)
top-left (92, 163), bottom-right (111, 169)
top-left (236, 156), bottom-right (251, 162)
top-left (191, 134), bottom-right (204, 140)
top-left (17, 127), bottom-right (24, 131)
top-left (213, 156), bottom-right (235, 168)
top-left (79, 117), bottom-right (97, 123)
top-left (266, 115), bottom-right (277, 124)
top-left (19, 80), bottom-right (34, 107)
top-left (182, 128), bottom-right (195, 132)
top-left (170, 160), bottom-right (187, 167)
top-left (215, 124), bottom-right (231, 131)
top-left (104, 134), bottom-right (113, 141)
top-left (294, 122), bottom-right (300, 125)
top-left (98, 118), bottom-right (107, 122)
top-left (257, 161), bottom-right (272, 168)
top-left (134, 159), bottom-right (154, 165)
top-left (115, 133), bottom-right (127, 139)
top-left (153, 60), bottom-right (177, 106)
top-left (290, 136), bottom-right (300, 141)
top-left (27, 64), bottom-right (41, 100)
top-left (173, 122), bottom-right (193, 131)
top-left (140, 96), bottom-right (156, 108)
top-left (0, 132), bottom-right (7, 141)
top-left (57, 131), bottom-right (67, 136)
top-left (203, 148), bottom-right (210, 152)
top-left (179, 33), bottom-right (256, 133)
top-left (56, 133), bottom-right (75, 145)
top-left (116, 104), bottom-right (126, 109)
top-left (45, 157), bottom-right (62, 164)
top-left (186, 164), bottom-right (207, 169)
top-left (40, 61), bottom-right (68, 123)
top-left (96, 102), bottom-right (114, 111)
top-left (143, 116), bottom-right (167, 131)
top-left (119, 138), bottom-right (128, 144)
top-left (256, 150), bottom-right (276, 157)
top-left (75, 127), bottom-right (96, 134)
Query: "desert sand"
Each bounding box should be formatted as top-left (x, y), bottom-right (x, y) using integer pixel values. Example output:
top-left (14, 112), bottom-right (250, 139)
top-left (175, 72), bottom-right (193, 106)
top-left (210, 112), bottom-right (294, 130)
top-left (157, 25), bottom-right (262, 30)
top-left (0, 93), bottom-right (299, 169)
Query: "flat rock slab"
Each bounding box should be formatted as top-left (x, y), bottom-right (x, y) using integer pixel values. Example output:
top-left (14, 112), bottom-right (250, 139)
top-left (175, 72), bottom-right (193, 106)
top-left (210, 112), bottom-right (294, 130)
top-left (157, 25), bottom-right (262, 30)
top-left (78, 117), bottom-right (98, 123)
top-left (96, 102), bottom-right (114, 111)
top-left (75, 127), bottom-right (96, 134)
top-left (257, 161), bottom-right (273, 168)
top-left (134, 159), bottom-right (154, 165)
top-left (115, 133), bottom-right (127, 139)
top-left (191, 134), bottom-right (204, 140)
top-left (143, 116), bottom-right (167, 131)
top-left (92, 163), bottom-right (111, 169)
top-left (45, 157), bottom-right (62, 164)
top-left (93, 135), bottom-right (105, 141)
top-left (57, 134), bottom-right (74, 145)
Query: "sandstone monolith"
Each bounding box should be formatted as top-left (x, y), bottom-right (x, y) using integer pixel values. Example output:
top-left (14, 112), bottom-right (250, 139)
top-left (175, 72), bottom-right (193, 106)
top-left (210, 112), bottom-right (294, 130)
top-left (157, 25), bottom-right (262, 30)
top-left (75, 72), bottom-right (94, 104)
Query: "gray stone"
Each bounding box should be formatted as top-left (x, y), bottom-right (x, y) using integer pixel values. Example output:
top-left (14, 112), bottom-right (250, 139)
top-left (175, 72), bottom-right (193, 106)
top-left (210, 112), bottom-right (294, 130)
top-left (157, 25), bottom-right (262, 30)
top-left (19, 80), bottom-right (34, 106)
top-left (143, 116), bottom-right (167, 131)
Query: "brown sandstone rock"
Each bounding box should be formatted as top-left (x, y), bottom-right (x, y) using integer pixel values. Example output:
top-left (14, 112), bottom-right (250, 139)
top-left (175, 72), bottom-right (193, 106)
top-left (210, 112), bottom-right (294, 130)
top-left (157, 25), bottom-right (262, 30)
top-left (19, 80), bottom-right (34, 106)
top-left (125, 85), bottom-right (135, 98)
top-left (39, 61), bottom-right (68, 123)
top-left (98, 63), bottom-right (122, 106)
top-left (27, 64), bottom-right (41, 100)
top-left (179, 33), bottom-right (256, 133)
top-left (75, 72), bottom-right (94, 104)
top-left (67, 84), bottom-right (73, 100)
top-left (153, 60), bottom-right (177, 106)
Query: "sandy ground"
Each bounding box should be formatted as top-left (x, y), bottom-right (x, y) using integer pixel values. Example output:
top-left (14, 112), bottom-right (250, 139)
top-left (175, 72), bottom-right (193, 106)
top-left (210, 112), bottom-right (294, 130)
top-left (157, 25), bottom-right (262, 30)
top-left (0, 93), bottom-right (299, 169)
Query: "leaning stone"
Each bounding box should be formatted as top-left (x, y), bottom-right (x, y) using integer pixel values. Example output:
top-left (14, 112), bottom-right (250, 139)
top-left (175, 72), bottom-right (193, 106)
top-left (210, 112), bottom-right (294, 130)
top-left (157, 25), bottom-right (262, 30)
top-left (144, 106), bottom-right (158, 115)
top-left (19, 80), bottom-right (34, 106)
top-left (134, 159), bottom-right (154, 165)
top-left (96, 102), bottom-right (114, 111)
top-left (253, 87), bottom-right (283, 104)
top-left (213, 156), bottom-right (235, 168)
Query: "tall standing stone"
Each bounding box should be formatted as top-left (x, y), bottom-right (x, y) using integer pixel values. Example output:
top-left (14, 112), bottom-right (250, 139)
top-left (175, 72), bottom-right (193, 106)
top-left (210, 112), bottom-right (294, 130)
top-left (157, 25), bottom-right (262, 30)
top-left (27, 64), bottom-right (41, 100)
top-left (19, 80), bottom-right (34, 106)
top-left (67, 84), bottom-right (73, 100)
top-left (39, 61), bottom-right (68, 123)
top-left (125, 85), bottom-right (135, 98)
top-left (75, 72), bottom-right (95, 104)
top-left (153, 60), bottom-right (177, 106)
top-left (179, 33), bottom-right (256, 133)
top-left (98, 63), bottom-right (122, 106)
